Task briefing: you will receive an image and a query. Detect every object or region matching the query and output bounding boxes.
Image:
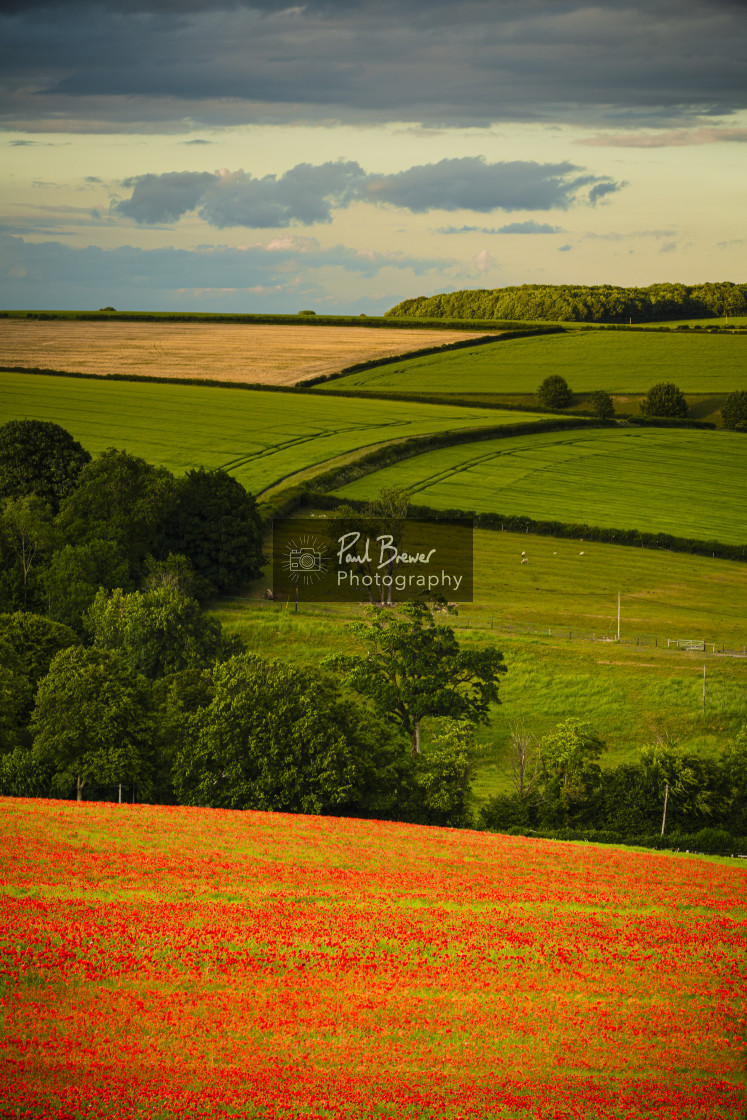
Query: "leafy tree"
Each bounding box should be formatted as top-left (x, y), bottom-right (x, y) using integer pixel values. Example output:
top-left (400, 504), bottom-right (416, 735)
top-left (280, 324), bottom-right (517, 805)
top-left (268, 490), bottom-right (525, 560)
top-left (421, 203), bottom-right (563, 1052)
top-left (158, 468), bottom-right (263, 595)
top-left (589, 390), bottom-right (615, 420)
top-left (323, 599), bottom-right (506, 756)
top-left (722, 390), bottom-right (747, 431)
top-left (409, 719), bottom-right (480, 827)
top-left (640, 382), bottom-right (689, 418)
top-left (172, 654), bottom-right (395, 814)
top-left (142, 552), bottom-right (207, 600)
top-left (0, 611), bottom-right (79, 727)
top-left (56, 449), bottom-right (175, 573)
top-left (0, 420), bottom-right (91, 512)
top-left (0, 495), bottom-right (58, 608)
top-left (42, 537), bottom-right (130, 632)
top-left (31, 646), bottom-right (153, 802)
top-left (536, 718), bottom-right (605, 827)
top-left (638, 742), bottom-right (720, 832)
top-left (151, 667), bottom-right (216, 802)
top-left (537, 375), bottom-right (572, 409)
top-left (85, 586), bottom-right (242, 680)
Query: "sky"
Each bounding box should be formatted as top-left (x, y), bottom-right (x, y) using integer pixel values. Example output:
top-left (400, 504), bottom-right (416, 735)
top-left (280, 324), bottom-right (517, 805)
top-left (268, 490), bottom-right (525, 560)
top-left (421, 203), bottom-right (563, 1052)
top-left (0, 0), bottom-right (746, 315)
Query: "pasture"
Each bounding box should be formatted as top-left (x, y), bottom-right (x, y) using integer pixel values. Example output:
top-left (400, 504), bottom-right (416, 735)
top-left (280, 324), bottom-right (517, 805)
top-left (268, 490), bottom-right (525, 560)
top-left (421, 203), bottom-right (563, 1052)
top-left (335, 426), bottom-right (747, 545)
top-left (321, 329), bottom-right (747, 396)
top-left (0, 370), bottom-right (530, 495)
top-left (2, 799), bottom-right (744, 1120)
top-left (0, 318), bottom-right (491, 387)
top-left (216, 526), bottom-right (747, 778)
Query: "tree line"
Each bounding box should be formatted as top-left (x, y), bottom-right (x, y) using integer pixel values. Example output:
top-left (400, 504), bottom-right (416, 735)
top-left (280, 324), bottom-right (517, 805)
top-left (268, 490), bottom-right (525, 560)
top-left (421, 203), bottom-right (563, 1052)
top-left (386, 282), bottom-right (747, 324)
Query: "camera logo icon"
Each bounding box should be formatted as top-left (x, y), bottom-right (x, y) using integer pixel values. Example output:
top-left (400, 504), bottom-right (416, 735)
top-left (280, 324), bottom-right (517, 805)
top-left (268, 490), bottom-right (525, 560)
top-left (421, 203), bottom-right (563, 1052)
top-left (289, 547), bottom-right (324, 573)
top-left (281, 534), bottom-right (329, 586)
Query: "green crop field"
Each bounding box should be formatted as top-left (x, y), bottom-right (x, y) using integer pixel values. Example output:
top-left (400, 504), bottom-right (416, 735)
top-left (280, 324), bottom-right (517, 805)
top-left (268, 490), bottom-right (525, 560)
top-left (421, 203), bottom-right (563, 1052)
top-left (214, 524), bottom-right (747, 797)
top-left (320, 329), bottom-right (747, 396)
top-left (0, 370), bottom-right (542, 495)
top-left (335, 426), bottom-right (747, 544)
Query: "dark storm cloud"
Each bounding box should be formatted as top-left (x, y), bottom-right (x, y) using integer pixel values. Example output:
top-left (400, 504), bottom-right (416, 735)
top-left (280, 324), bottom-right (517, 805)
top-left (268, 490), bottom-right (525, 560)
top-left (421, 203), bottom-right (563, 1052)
top-left (113, 158), bottom-right (622, 227)
top-left (1, 0), bottom-right (745, 130)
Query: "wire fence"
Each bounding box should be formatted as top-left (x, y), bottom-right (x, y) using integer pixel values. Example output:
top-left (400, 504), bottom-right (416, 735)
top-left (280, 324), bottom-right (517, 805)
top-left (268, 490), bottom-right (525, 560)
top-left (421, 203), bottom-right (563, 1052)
top-left (218, 595), bottom-right (747, 657)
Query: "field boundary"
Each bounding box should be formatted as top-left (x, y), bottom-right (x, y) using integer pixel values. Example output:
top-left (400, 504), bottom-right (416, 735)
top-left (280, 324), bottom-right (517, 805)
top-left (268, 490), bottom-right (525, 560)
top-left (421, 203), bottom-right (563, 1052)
top-left (298, 326), bottom-right (565, 386)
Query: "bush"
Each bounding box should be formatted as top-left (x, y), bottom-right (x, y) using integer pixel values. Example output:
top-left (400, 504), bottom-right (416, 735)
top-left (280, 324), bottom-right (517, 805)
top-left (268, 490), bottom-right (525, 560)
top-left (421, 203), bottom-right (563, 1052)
top-left (722, 390), bottom-right (747, 430)
top-left (537, 375), bottom-right (573, 408)
top-left (589, 390), bottom-right (615, 420)
top-left (694, 827), bottom-right (734, 854)
top-left (640, 381), bottom-right (688, 418)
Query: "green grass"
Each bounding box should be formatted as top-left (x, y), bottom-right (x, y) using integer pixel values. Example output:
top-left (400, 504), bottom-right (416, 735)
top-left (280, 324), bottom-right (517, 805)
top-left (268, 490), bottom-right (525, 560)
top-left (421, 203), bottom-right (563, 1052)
top-left (319, 330), bottom-right (747, 395)
top-left (0, 370), bottom-right (532, 495)
top-left (334, 426), bottom-right (747, 545)
top-left (213, 525), bottom-right (747, 800)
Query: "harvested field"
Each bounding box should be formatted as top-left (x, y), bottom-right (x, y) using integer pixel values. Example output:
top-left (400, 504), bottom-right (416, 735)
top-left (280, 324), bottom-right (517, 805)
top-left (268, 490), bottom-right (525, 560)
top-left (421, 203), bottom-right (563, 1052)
top-left (0, 319), bottom-right (493, 386)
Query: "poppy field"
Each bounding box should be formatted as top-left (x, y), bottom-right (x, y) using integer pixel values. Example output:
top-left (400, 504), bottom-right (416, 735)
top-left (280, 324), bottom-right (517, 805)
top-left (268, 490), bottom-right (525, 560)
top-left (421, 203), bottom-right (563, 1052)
top-left (1, 799), bottom-right (745, 1120)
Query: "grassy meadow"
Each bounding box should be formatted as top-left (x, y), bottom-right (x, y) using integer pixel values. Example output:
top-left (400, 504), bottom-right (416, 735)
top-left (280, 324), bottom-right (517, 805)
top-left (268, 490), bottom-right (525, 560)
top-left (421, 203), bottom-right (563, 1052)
top-left (2, 799), bottom-right (745, 1120)
top-left (335, 426), bottom-right (747, 544)
top-left (214, 525), bottom-right (747, 797)
top-left (0, 370), bottom-right (539, 495)
top-left (320, 328), bottom-right (747, 397)
top-left (0, 318), bottom-right (492, 387)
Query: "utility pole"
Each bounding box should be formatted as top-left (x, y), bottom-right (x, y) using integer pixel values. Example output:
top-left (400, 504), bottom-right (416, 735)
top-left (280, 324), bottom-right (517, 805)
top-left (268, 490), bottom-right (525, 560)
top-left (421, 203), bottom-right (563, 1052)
top-left (118, 783), bottom-right (122, 804)
top-left (661, 782), bottom-right (669, 837)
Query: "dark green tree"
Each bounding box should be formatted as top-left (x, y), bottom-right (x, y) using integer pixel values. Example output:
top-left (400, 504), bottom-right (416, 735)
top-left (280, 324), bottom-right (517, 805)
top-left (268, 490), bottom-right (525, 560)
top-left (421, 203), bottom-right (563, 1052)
top-left (589, 390), bottom-right (615, 420)
top-left (0, 420), bottom-right (91, 512)
top-left (56, 449), bottom-right (175, 573)
top-left (0, 495), bottom-right (58, 608)
top-left (0, 611), bottom-right (80, 727)
top-left (323, 599), bottom-right (506, 756)
top-left (85, 586), bottom-right (242, 680)
top-left (30, 646), bottom-right (153, 802)
top-left (172, 654), bottom-right (394, 814)
top-left (42, 537), bottom-right (130, 632)
top-left (536, 718), bottom-right (605, 827)
top-left (537, 375), bottom-right (573, 409)
top-left (640, 382), bottom-right (689, 418)
top-left (722, 390), bottom-right (747, 431)
top-left (158, 468), bottom-right (264, 595)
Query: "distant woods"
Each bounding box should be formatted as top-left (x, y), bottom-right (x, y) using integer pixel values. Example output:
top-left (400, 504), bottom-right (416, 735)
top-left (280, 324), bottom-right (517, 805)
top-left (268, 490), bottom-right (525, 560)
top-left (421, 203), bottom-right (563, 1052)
top-left (387, 282), bottom-right (747, 324)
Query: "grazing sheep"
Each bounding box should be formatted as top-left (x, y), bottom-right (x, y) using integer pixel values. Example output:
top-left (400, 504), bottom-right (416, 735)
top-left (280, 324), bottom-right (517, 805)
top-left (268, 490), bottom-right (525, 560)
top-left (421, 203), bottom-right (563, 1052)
top-left (521, 557), bottom-right (528, 565)
top-left (579, 551), bottom-right (585, 556)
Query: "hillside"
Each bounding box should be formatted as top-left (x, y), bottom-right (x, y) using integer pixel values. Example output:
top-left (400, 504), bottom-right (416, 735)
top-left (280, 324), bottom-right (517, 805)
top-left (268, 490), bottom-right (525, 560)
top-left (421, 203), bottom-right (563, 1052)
top-left (2, 798), bottom-right (744, 1120)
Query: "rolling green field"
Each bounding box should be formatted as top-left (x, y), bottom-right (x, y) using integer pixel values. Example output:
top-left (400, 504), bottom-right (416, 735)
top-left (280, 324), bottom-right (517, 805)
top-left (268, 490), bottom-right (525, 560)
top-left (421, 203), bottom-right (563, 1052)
top-left (319, 329), bottom-right (747, 396)
top-left (214, 525), bottom-right (747, 797)
top-left (336, 426), bottom-right (747, 544)
top-left (0, 370), bottom-right (543, 495)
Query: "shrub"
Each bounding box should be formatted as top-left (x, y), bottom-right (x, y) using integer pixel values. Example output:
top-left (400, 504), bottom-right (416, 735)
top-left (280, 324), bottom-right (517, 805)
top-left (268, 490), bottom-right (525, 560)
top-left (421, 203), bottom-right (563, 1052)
top-left (722, 390), bottom-right (747, 430)
top-left (640, 382), bottom-right (688, 418)
top-left (537, 375), bottom-right (573, 409)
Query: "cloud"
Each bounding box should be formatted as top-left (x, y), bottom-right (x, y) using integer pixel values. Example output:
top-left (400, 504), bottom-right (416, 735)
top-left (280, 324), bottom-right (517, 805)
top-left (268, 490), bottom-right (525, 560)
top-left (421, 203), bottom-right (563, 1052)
top-left (474, 248), bottom-right (496, 272)
top-left (436, 220), bottom-right (565, 234)
top-left (0, 232), bottom-right (452, 314)
top-left (365, 158), bottom-right (621, 212)
top-left (495, 220), bottom-right (566, 234)
top-left (113, 157), bottom-right (623, 229)
top-left (578, 126), bottom-right (747, 147)
top-left (1, 1), bottom-right (745, 131)
top-left (558, 244), bottom-right (573, 252)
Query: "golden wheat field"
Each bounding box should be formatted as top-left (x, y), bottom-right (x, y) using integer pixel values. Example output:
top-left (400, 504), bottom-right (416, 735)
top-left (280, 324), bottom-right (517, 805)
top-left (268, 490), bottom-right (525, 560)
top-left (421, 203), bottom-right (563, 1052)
top-left (0, 319), bottom-right (492, 386)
